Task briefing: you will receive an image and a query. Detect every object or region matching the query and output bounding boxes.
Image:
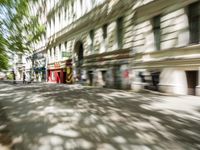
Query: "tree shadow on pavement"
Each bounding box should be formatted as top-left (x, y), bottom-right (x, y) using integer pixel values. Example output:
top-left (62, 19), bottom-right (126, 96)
top-left (0, 82), bottom-right (200, 150)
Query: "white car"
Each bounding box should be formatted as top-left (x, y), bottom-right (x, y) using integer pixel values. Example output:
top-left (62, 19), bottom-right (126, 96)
top-left (0, 72), bottom-right (6, 80)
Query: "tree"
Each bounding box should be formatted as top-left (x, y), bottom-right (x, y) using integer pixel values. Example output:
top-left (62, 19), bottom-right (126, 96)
top-left (0, 0), bottom-right (45, 70)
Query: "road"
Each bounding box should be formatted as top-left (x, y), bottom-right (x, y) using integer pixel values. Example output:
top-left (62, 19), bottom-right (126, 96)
top-left (0, 82), bottom-right (200, 150)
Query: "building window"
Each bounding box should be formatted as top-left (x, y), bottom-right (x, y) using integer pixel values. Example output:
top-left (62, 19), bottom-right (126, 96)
top-left (49, 49), bottom-right (51, 58)
top-left (48, 22), bottom-right (50, 36)
top-left (80, 0), bottom-right (83, 16)
top-left (50, 20), bottom-right (53, 34)
top-left (58, 12), bottom-right (61, 23)
top-left (72, 1), bottom-right (76, 21)
top-left (101, 24), bottom-right (108, 52)
top-left (65, 7), bottom-right (67, 21)
top-left (103, 24), bottom-right (108, 40)
top-left (65, 41), bottom-right (67, 50)
top-left (89, 30), bottom-right (94, 51)
top-left (50, 48), bottom-right (52, 56)
top-left (54, 46), bottom-right (56, 61)
top-left (65, 41), bottom-right (68, 56)
top-left (153, 15), bottom-right (161, 50)
top-left (188, 2), bottom-right (200, 44)
top-left (61, 41), bottom-right (68, 58)
top-left (59, 44), bottom-right (62, 59)
top-left (53, 17), bottom-right (55, 31)
top-left (116, 17), bottom-right (123, 49)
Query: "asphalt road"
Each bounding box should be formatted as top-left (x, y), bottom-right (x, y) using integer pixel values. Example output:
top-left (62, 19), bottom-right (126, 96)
top-left (0, 82), bottom-right (200, 150)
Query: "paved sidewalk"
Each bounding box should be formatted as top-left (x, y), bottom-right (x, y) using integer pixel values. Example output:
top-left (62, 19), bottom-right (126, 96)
top-left (0, 82), bottom-right (200, 150)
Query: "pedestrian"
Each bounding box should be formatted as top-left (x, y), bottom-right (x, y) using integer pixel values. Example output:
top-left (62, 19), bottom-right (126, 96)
top-left (36, 73), bottom-right (39, 81)
top-left (23, 73), bottom-right (26, 84)
top-left (13, 71), bottom-right (16, 84)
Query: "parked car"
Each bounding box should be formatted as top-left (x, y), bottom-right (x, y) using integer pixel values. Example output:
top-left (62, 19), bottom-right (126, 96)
top-left (0, 72), bottom-right (6, 80)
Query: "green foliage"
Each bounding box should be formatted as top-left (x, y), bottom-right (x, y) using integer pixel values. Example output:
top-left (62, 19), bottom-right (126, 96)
top-left (0, 30), bottom-right (9, 70)
top-left (6, 72), bottom-right (13, 80)
top-left (0, 0), bottom-right (45, 70)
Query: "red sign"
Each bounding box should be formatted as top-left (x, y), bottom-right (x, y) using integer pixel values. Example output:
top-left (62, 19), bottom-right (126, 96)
top-left (123, 70), bottom-right (129, 78)
top-left (54, 63), bottom-right (60, 68)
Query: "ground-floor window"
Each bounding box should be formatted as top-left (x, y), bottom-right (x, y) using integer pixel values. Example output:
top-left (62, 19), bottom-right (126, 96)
top-left (101, 70), bottom-right (107, 87)
top-left (139, 71), bottom-right (160, 91)
top-left (88, 71), bottom-right (93, 86)
top-left (186, 71), bottom-right (198, 95)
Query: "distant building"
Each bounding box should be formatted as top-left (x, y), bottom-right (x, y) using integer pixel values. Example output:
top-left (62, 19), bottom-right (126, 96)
top-left (32, 49), bottom-right (46, 82)
top-left (6, 52), bottom-right (26, 81)
top-left (29, 0), bottom-right (47, 82)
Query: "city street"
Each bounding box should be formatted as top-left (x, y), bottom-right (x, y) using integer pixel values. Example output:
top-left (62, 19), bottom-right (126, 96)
top-left (0, 82), bottom-right (200, 150)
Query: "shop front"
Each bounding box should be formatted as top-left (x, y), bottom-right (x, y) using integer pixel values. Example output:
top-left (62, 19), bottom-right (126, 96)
top-left (34, 67), bottom-right (46, 82)
top-left (48, 60), bottom-right (73, 84)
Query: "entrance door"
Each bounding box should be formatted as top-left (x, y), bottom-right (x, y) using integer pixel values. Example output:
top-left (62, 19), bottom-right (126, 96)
top-left (88, 71), bottom-right (93, 86)
top-left (113, 66), bottom-right (121, 89)
top-left (101, 70), bottom-right (107, 87)
top-left (151, 72), bottom-right (160, 91)
top-left (74, 41), bottom-right (84, 81)
top-left (63, 72), bottom-right (66, 83)
top-left (186, 71), bottom-right (198, 95)
top-left (57, 72), bottom-right (61, 83)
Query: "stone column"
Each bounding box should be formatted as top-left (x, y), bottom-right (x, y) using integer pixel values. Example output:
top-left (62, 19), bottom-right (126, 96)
top-left (96, 70), bottom-right (105, 87)
top-left (120, 65), bottom-right (130, 90)
top-left (107, 69), bottom-right (114, 88)
top-left (196, 68), bottom-right (200, 96)
top-left (159, 68), bottom-right (187, 95)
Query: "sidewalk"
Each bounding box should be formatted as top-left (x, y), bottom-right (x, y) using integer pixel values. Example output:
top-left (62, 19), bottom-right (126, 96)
top-left (1, 80), bottom-right (45, 84)
top-left (0, 82), bottom-right (200, 149)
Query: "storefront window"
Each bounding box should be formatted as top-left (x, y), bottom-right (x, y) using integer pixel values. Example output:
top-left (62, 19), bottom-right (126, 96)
top-left (51, 71), bottom-right (55, 80)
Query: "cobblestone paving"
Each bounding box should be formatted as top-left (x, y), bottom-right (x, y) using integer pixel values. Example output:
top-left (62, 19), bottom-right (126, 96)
top-left (0, 82), bottom-right (200, 150)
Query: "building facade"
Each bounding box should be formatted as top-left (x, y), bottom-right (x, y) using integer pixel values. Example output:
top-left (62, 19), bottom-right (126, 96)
top-left (131, 0), bottom-right (200, 96)
top-left (31, 0), bottom-right (200, 95)
top-left (45, 0), bottom-right (134, 88)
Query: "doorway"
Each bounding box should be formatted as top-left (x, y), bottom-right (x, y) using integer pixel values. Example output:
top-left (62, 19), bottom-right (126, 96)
top-left (57, 72), bottom-right (61, 83)
top-left (151, 72), bottom-right (160, 91)
top-left (88, 71), bottom-right (93, 86)
top-left (101, 70), bottom-right (107, 87)
top-left (186, 71), bottom-right (198, 95)
top-left (63, 72), bottom-right (66, 83)
top-left (74, 41), bottom-right (84, 81)
top-left (113, 66), bottom-right (121, 89)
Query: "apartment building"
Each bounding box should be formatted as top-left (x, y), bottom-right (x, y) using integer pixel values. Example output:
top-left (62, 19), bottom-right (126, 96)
top-left (11, 53), bottom-right (25, 80)
top-left (31, 0), bottom-right (200, 95)
top-left (45, 0), bottom-right (134, 89)
top-left (131, 0), bottom-right (200, 95)
top-left (29, 0), bottom-right (47, 82)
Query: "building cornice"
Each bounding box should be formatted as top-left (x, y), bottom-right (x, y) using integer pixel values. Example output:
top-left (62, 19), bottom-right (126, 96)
top-left (83, 58), bottom-right (131, 68)
top-left (33, 46), bottom-right (47, 53)
top-left (132, 44), bottom-right (200, 69)
top-left (83, 48), bottom-right (131, 68)
top-left (85, 48), bottom-right (131, 59)
top-left (132, 58), bottom-right (200, 69)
